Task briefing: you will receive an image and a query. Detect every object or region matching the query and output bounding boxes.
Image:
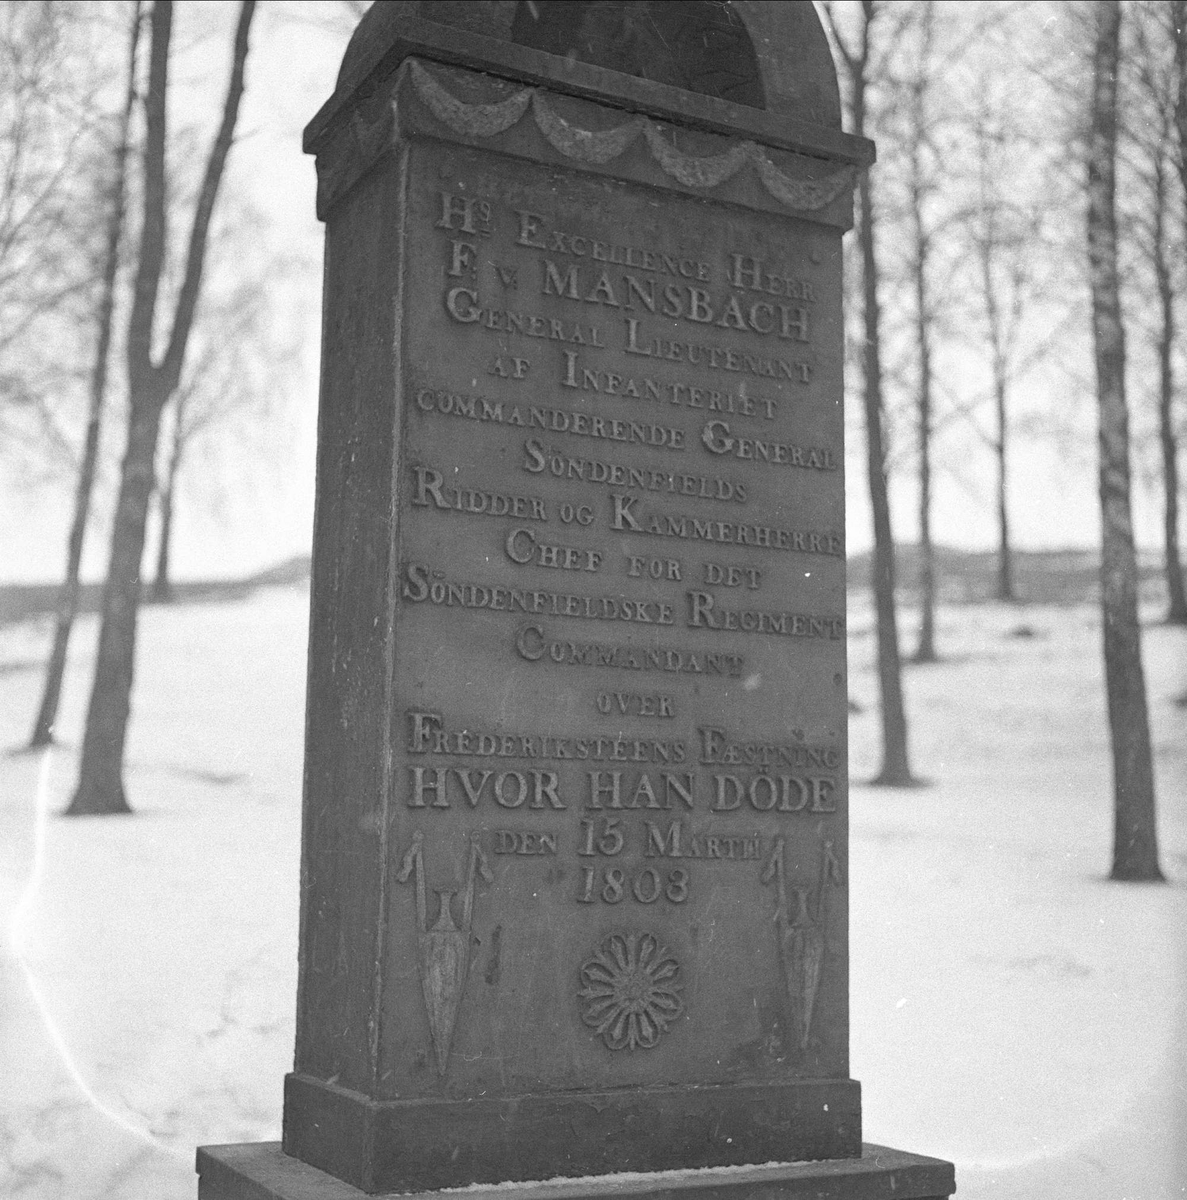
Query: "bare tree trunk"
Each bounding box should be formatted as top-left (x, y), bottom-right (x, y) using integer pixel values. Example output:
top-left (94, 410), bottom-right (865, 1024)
top-left (1151, 147), bottom-right (1184, 624)
top-left (994, 371), bottom-right (1013, 602)
top-left (69, 399), bottom-right (165, 814)
top-left (69, 0), bottom-right (255, 815)
top-left (909, 2), bottom-right (937, 664)
top-left (1166, 0), bottom-right (1187, 624)
top-left (971, 108), bottom-right (1018, 606)
top-left (851, 2), bottom-right (914, 785)
top-left (1157, 282), bottom-right (1186, 624)
top-left (912, 207), bottom-right (936, 661)
top-left (151, 391), bottom-right (185, 603)
top-left (914, 330), bottom-right (936, 663)
top-left (29, 1), bottom-right (141, 749)
top-left (978, 240), bottom-right (1015, 603)
top-left (861, 176), bottom-right (912, 784)
top-left (152, 472), bottom-right (175, 604)
top-left (1087, 0), bottom-right (1162, 882)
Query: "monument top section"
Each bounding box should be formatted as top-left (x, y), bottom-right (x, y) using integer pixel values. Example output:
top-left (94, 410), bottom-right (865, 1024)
top-left (304, 0), bottom-right (875, 169)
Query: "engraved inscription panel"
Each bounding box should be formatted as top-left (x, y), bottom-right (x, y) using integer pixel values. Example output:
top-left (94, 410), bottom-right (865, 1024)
top-left (385, 140), bottom-right (847, 1098)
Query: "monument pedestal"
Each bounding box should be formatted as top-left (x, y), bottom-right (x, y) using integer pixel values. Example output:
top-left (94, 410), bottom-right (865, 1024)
top-left (197, 1143), bottom-right (955, 1200)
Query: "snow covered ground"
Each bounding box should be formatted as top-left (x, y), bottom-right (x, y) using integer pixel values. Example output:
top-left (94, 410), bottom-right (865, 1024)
top-left (0, 585), bottom-right (1183, 1199)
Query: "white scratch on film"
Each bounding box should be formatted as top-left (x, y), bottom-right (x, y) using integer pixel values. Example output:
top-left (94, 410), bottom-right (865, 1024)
top-left (8, 747), bottom-right (185, 1159)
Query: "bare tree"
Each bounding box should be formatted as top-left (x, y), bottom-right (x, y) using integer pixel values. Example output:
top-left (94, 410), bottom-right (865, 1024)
top-left (0, 4), bottom-right (102, 445)
top-left (1122, 2), bottom-right (1186, 626)
top-left (1086, 0), bottom-right (1163, 882)
top-left (824, 0), bottom-right (915, 786)
top-left (965, 98), bottom-right (1048, 605)
top-left (29, 1), bottom-right (142, 749)
top-left (68, 0), bottom-right (256, 815)
top-left (900, 0), bottom-right (941, 662)
top-left (149, 227), bottom-right (297, 603)
top-left (1157, 0), bottom-right (1187, 625)
top-left (150, 382), bottom-right (185, 603)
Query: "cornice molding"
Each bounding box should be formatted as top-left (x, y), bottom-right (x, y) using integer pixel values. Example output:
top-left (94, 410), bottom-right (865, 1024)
top-left (409, 61), bottom-right (854, 212)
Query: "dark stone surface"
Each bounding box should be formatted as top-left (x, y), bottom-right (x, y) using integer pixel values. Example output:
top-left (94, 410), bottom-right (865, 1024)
top-left (197, 1142), bottom-right (955, 1200)
top-left (308, 60), bottom-right (863, 225)
top-left (508, 2), bottom-right (766, 110)
top-left (258, 3), bottom-right (950, 1196)
top-left (290, 84), bottom-right (861, 1182)
top-left (304, 6), bottom-right (871, 167)
top-left (282, 1073), bottom-right (861, 1192)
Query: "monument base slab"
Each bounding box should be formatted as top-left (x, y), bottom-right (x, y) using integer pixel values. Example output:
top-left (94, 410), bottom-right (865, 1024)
top-left (196, 1143), bottom-right (954, 1200)
top-left (282, 1073), bottom-right (862, 1193)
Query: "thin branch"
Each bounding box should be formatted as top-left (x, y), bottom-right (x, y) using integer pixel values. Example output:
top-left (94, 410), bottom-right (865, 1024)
top-left (160, 0), bottom-right (256, 390)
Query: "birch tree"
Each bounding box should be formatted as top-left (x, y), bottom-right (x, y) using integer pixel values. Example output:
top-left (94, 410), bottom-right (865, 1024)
top-left (29, 1), bottom-right (142, 749)
top-left (0, 3), bottom-right (100, 449)
top-left (901, 0), bottom-right (941, 661)
top-left (965, 97), bottom-right (1048, 605)
top-left (149, 219), bottom-right (297, 603)
top-left (1122, 2), bottom-right (1186, 626)
top-left (1086, 0), bottom-right (1163, 882)
top-left (1159, 0), bottom-right (1187, 624)
top-left (824, 0), bottom-right (915, 786)
top-left (69, 0), bottom-right (256, 815)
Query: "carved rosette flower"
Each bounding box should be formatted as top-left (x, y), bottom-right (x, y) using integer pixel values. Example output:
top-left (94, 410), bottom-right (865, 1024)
top-left (578, 932), bottom-right (683, 1050)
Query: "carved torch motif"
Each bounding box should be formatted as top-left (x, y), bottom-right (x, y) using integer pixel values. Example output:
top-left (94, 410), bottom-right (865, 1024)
top-left (397, 831), bottom-right (493, 1075)
top-left (762, 837), bottom-right (843, 1051)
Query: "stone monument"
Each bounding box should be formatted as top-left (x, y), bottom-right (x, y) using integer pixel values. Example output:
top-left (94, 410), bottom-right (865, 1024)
top-left (197, 3), bottom-right (955, 1197)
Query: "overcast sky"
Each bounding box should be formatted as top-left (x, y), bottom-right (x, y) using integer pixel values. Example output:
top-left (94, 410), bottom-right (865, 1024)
top-left (0, 1), bottom-right (1172, 584)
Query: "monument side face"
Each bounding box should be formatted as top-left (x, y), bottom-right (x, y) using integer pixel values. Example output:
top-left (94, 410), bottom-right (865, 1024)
top-left (294, 149), bottom-right (410, 1095)
top-left (289, 7), bottom-right (874, 1193)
